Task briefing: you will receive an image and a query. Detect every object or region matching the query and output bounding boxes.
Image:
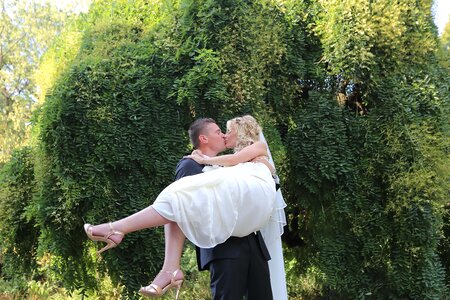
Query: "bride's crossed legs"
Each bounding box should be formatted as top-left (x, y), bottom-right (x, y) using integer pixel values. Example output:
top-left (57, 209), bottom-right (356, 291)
top-left (85, 206), bottom-right (185, 294)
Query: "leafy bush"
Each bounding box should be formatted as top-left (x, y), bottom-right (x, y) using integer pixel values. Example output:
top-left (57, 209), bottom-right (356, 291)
top-left (0, 147), bottom-right (38, 284)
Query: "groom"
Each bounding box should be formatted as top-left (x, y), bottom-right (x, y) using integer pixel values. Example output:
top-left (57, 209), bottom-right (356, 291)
top-left (174, 118), bottom-right (274, 300)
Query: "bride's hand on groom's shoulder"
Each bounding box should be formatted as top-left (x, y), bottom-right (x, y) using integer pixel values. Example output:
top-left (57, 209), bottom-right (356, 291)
top-left (184, 150), bottom-right (209, 164)
top-left (184, 150), bottom-right (200, 158)
top-left (191, 149), bottom-right (203, 156)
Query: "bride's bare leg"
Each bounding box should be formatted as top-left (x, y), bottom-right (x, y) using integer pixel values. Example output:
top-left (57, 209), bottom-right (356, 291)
top-left (163, 222), bottom-right (185, 270)
top-left (113, 206), bottom-right (169, 233)
top-left (144, 222), bottom-right (186, 289)
top-left (86, 207), bottom-right (186, 292)
top-left (87, 206), bottom-right (169, 244)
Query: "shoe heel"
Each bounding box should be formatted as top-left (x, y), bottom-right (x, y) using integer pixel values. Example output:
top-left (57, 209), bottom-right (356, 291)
top-left (174, 280), bottom-right (183, 300)
top-left (97, 241), bottom-right (116, 255)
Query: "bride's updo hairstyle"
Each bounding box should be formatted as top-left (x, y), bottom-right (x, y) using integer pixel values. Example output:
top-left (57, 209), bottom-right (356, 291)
top-left (227, 115), bottom-right (261, 152)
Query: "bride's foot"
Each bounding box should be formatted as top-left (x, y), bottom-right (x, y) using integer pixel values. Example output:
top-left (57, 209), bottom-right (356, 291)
top-left (84, 222), bottom-right (124, 254)
top-left (139, 269), bottom-right (184, 299)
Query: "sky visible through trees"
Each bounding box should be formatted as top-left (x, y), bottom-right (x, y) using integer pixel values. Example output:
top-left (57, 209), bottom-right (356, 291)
top-left (38, 0), bottom-right (450, 34)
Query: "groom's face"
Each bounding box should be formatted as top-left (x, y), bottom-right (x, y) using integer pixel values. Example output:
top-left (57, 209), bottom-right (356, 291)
top-left (203, 123), bottom-right (226, 153)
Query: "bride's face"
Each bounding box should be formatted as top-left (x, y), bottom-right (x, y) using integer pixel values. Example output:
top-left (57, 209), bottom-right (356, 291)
top-left (225, 123), bottom-right (237, 149)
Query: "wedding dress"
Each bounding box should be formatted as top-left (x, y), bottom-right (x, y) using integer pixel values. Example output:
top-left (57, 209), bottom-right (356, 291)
top-left (259, 132), bottom-right (288, 300)
top-left (152, 161), bottom-right (276, 248)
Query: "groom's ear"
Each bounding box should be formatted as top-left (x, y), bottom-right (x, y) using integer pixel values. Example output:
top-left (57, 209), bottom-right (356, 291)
top-left (198, 134), bottom-right (208, 144)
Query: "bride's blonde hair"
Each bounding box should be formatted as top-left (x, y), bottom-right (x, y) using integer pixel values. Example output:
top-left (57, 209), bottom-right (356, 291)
top-left (227, 115), bottom-right (261, 152)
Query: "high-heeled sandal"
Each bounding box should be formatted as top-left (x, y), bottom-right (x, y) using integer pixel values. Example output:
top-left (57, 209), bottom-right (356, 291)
top-left (83, 222), bottom-right (124, 255)
top-left (139, 269), bottom-right (184, 299)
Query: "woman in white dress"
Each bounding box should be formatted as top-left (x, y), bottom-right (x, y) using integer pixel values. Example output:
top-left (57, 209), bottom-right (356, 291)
top-left (84, 115), bottom-right (278, 298)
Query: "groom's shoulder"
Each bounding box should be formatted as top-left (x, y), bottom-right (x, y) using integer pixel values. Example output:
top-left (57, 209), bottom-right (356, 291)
top-left (175, 158), bottom-right (203, 180)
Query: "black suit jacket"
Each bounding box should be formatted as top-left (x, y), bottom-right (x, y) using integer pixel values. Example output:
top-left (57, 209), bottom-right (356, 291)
top-left (174, 158), bottom-right (271, 271)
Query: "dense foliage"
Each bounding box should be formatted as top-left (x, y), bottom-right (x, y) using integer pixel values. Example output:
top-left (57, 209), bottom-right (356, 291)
top-left (0, 0), bottom-right (448, 299)
top-left (0, 147), bottom-right (38, 283)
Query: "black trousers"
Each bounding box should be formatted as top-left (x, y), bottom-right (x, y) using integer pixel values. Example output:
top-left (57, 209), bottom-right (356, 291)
top-left (208, 233), bottom-right (273, 300)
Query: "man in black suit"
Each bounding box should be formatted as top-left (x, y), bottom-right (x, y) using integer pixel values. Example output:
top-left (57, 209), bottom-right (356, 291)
top-left (173, 118), bottom-right (273, 300)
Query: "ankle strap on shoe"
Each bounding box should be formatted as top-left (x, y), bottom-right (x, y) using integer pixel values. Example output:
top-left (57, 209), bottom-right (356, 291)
top-left (106, 222), bottom-right (124, 238)
top-left (160, 269), bottom-right (180, 283)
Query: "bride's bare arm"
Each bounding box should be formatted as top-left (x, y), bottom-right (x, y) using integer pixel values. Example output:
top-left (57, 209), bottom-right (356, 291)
top-left (188, 141), bottom-right (268, 166)
top-left (251, 156), bottom-right (276, 174)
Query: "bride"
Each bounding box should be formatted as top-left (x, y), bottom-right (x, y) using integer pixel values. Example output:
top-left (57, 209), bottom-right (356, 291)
top-left (84, 115), bottom-right (286, 299)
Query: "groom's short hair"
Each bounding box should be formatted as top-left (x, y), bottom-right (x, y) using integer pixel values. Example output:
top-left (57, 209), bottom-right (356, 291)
top-left (189, 118), bottom-right (217, 149)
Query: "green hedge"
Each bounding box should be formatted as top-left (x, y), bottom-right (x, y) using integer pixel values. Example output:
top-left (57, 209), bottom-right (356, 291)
top-left (0, 147), bottom-right (38, 289)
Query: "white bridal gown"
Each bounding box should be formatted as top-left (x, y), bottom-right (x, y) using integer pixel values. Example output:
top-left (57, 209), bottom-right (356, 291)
top-left (152, 162), bottom-right (276, 248)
